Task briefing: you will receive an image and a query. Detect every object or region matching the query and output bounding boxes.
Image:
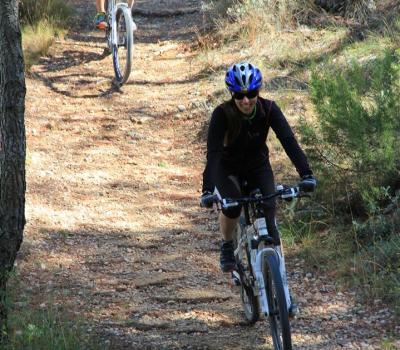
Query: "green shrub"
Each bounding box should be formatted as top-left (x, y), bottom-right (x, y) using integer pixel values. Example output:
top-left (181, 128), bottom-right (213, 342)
top-left (6, 309), bottom-right (88, 350)
top-left (300, 50), bottom-right (400, 215)
top-left (296, 50), bottom-right (400, 316)
top-left (353, 229), bottom-right (400, 314)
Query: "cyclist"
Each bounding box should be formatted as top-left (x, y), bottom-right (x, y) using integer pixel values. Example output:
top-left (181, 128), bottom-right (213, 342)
top-left (94, 0), bottom-right (135, 29)
top-left (201, 62), bottom-right (316, 317)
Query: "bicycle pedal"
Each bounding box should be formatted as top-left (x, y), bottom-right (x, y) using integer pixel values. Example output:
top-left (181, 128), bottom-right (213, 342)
top-left (231, 271), bottom-right (241, 286)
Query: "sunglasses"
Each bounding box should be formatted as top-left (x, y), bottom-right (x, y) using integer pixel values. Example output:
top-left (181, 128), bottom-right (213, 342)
top-left (232, 90), bottom-right (259, 100)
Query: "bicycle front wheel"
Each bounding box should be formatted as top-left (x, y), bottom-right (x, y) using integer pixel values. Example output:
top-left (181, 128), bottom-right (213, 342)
top-left (112, 5), bottom-right (133, 85)
top-left (264, 254), bottom-right (292, 350)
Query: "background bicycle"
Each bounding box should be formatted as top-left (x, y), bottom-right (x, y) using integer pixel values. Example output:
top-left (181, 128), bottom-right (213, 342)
top-left (105, 0), bottom-right (136, 86)
top-left (202, 184), bottom-right (309, 350)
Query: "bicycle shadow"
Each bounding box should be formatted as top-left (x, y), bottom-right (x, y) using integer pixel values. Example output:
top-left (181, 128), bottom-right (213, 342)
top-left (30, 71), bottom-right (124, 98)
top-left (30, 43), bottom-right (130, 98)
top-left (31, 63), bottom-right (213, 99)
top-left (36, 48), bottom-right (108, 74)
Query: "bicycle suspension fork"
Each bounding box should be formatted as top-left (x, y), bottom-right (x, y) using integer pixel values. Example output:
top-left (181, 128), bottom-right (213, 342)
top-left (251, 217), bottom-right (292, 314)
top-left (251, 246), bottom-right (274, 315)
top-left (110, 4), bottom-right (118, 48)
top-left (275, 245), bottom-right (291, 310)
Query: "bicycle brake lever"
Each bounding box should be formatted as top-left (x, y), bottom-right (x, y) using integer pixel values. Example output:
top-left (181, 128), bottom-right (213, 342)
top-left (222, 199), bottom-right (239, 208)
top-left (281, 187), bottom-right (298, 200)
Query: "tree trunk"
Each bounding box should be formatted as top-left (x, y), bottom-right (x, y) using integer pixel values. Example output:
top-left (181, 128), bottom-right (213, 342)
top-left (0, 0), bottom-right (26, 338)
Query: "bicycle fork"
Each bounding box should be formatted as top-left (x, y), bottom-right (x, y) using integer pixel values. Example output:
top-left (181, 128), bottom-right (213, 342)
top-left (251, 247), bottom-right (291, 315)
top-left (110, 2), bottom-right (132, 47)
top-left (110, 4), bottom-right (119, 47)
top-left (276, 246), bottom-right (292, 310)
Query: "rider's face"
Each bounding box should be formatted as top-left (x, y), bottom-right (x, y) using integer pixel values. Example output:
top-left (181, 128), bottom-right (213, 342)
top-left (234, 95), bottom-right (258, 115)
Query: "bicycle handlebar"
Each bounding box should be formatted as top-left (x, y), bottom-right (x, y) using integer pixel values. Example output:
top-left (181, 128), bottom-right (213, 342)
top-left (200, 185), bottom-right (309, 209)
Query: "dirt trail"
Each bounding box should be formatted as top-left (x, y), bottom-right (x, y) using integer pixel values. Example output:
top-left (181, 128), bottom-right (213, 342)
top-left (19, 0), bottom-right (398, 349)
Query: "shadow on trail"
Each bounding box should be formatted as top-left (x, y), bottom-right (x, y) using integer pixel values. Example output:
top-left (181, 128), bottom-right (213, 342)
top-left (135, 12), bottom-right (201, 44)
top-left (31, 72), bottom-right (208, 99)
top-left (29, 0), bottom-right (206, 97)
top-left (66, 31), bottom-right (105, 45)
top-left (37, 49), bottom-right (108, 73)
top-left (31, 71), bottom-right (124, 98)
top-left (131, 0), bottom-right (201, 44)
top-left (20, 227), bottom-right (346, 350)
top-left (18, 222), bottom-right (359, 349)
top-left (125, 65), bottom-right (215, 87)
top-left (19, 225), bottom-right (265, 349)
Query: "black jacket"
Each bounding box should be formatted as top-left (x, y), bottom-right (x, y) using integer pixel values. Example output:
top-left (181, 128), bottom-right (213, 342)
top-left (202, 97), bottom-right (312, 192)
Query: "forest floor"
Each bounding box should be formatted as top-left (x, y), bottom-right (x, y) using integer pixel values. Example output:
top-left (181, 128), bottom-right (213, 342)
top-left (17, 0), bottom-right (399, 349)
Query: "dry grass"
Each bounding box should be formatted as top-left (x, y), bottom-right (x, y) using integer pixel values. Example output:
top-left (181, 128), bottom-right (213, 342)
top-left (196, 0), bottom-right (399, 87)
top-left (20, 0), bottom-right (71, 70)
top-left (343, 0), bottom-right (376, 24)
top-left (196, 0), bottom-right (345, 69)
top-left (22, 21), bottom-right (65, 70)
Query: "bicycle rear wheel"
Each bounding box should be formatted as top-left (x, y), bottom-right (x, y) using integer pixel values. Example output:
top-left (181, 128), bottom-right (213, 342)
top-left (112, 5), bottom-right (133, 85)
top-left (234, 218), bottom-right (259, 324)
top-left (264, 254), bottom-right (292, 350)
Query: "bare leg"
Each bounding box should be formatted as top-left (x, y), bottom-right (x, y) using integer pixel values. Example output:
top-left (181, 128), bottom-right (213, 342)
top-left (219, 213), bottom-right (238, 241)
top-left (128, 0), bottom-right (135, 7)
top-left (96, 0), bottom-right (105, 12)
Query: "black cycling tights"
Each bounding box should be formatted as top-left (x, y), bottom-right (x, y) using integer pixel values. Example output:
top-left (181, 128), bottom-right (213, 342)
top-left (214, 165), bottom-right (280, 243)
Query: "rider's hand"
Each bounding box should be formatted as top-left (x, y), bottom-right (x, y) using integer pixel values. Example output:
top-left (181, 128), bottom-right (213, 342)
top-left (200, 191), bottom-right (214, 208)
top-left (299, 174), bottom-right (317, 193)
top-left (200, 191), bottom-right (222, 211)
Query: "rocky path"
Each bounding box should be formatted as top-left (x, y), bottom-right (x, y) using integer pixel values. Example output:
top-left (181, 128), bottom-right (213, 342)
top-left (19, 0), bottom-right (399, 349)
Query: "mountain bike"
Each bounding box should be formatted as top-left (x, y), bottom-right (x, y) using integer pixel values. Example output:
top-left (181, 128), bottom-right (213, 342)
top-left (202, 184), bottom-right (307, 350)
top-left (104, 0), bottom-right (136, 86)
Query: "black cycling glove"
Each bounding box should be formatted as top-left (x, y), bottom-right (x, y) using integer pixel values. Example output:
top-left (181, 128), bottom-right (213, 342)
top-left (299, 174), bottom-right (317, 192)
top-left (200, 191), bottom-right (214, 208)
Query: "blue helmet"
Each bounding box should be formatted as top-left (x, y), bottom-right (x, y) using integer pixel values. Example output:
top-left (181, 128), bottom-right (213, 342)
top-left (225, 62), bottom-right (263, 93)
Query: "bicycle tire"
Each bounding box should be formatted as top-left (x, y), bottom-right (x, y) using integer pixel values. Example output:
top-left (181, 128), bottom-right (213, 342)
top-left (264, 254), bottom-right (292, 350)
top-left (234, 218), bottom-right (259, 324)
top-left (112, 5), bottom-right (133, 85)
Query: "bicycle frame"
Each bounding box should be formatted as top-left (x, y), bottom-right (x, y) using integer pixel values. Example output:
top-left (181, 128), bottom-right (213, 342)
top-left (201, 185), bottom-right (307, 349)
top-left (230, 187), bottom-right (299, 316)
